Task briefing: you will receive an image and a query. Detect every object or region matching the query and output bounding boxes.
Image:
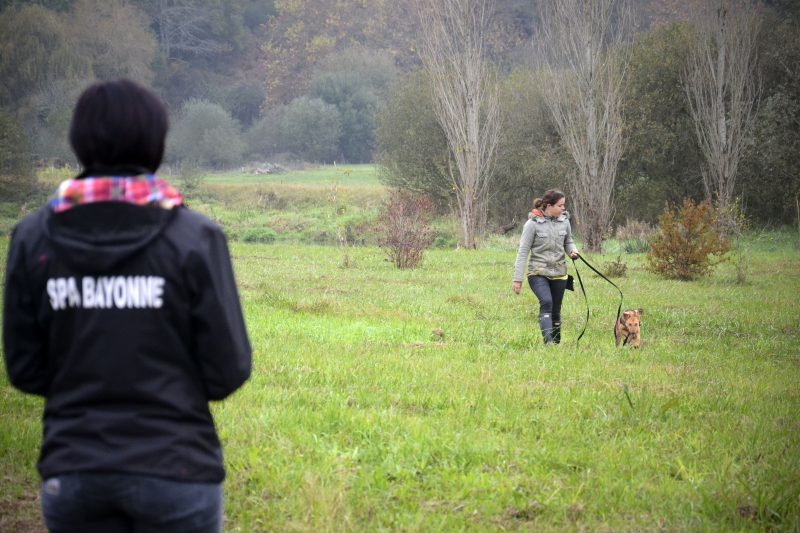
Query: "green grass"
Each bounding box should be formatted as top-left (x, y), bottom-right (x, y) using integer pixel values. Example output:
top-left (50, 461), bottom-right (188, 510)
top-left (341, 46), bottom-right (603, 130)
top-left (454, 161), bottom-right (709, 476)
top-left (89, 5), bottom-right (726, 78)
top-left (1, 172), bottom-right (799, 530)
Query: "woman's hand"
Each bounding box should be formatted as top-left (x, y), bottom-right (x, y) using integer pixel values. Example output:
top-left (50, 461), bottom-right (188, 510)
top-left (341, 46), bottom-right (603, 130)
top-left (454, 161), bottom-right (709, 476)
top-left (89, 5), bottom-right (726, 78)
top-left (512, 281), bottom-right (522, 294)
top-left (569, 250), bottom-right (580, 259)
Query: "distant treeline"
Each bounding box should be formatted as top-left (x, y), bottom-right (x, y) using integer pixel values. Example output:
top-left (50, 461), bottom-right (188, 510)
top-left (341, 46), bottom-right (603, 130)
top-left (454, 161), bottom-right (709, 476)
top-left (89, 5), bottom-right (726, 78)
top-left (0, 0), bottom-right (798, 226)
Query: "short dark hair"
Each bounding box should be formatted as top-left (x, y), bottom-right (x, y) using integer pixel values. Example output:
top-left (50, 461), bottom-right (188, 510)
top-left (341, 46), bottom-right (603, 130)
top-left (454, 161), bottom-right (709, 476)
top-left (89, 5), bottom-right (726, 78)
top-left (69, 79), bottom-right (168, 174)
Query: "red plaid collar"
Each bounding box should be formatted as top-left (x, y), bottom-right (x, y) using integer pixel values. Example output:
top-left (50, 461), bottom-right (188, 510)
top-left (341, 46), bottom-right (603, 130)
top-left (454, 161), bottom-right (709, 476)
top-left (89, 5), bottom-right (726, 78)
top-left (50, 175), bottom-right (183, 213)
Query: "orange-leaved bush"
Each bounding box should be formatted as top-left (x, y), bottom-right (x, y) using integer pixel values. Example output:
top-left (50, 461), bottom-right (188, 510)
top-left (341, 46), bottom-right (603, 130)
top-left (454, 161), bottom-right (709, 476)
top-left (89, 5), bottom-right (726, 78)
top-left (646, 198), bottom-right (730, 280)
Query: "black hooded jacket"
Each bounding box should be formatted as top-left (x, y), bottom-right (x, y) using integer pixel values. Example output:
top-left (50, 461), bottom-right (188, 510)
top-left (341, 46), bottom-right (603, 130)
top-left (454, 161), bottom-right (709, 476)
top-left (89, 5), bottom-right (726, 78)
top-left (3, 201), bottom-right (251, 482)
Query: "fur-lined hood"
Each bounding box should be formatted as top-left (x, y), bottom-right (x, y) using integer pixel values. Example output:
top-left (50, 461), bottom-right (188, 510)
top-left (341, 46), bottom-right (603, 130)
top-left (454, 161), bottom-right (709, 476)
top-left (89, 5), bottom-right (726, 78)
top-left (529, 209), bottom-right (571, 222)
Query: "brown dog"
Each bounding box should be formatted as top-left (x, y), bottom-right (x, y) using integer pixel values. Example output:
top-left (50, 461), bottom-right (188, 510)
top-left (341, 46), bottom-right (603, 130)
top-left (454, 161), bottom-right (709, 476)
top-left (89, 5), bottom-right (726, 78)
top-left (615, 309), bottom-right (643, 348)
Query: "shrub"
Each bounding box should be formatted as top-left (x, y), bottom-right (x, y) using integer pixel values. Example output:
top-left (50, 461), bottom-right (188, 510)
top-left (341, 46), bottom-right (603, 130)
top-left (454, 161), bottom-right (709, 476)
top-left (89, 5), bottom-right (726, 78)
top-left (221, 80), bottom-right (265, 127)
top-left (604, 255), bottom-right (628, 278)
top-left (247, 97), bottom-right (341, 163)
top-left (615, 218), bottom-right (656, 253)
top-left (169, 99), bottom-right (245, 168)
top-left (431, 233), bottom-right (458, 249)
top-left (646, 198), bottom-right (730, 280)
top-left (309, 46), bottom-right (398, 163)
top-left (245, 107), bottom-right (285, 160)
top-left (281, 97), bottom-right (341, 163)
top-left (378, 192), bottom-right (435, 269)
top-left (176, 162), bottom-right (205, 196)
top-left (0, 110), bottom-right (35, 199)
top-left (240, 227), bottom-right (277, 244)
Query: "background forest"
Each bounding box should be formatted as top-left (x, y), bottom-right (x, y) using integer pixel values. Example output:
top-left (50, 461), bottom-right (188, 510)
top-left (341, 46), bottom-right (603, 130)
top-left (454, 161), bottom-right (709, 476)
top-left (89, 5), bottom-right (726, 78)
top-left (2, 2), bottom-right (799, 531)
top-left (1, 0), bottom-right (798, 230)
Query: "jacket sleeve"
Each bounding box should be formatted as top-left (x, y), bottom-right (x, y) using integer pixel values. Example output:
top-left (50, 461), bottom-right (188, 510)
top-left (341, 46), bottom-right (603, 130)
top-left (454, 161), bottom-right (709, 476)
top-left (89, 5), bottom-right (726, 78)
top-left (513, 221), bottom-right (535, 282)
top-left (564, 220), bottom-right (577, 255)
top-left (3, 228), bottom-right (50, 396)
top-left (187, 225), bottom-right (252, 401)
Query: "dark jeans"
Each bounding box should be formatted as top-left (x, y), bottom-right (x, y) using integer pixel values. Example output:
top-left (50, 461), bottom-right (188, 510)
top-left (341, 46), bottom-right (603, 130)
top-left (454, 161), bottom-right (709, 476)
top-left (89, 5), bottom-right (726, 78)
top-left (40, 473), bottom-right (223, 533)
top-left (528, 275), bottom-right (567, 343)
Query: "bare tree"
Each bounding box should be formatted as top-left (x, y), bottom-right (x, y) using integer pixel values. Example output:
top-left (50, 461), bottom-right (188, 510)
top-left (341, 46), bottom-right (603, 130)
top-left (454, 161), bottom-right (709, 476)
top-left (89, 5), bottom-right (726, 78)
top-left (413, 0), bottom-right (501, 249)
top-left (537, 0), bottom-right (632, 252)
top-left (684, 0), bottom-right (760, 231)
top-left (143, 0), bottom-right (229, 59)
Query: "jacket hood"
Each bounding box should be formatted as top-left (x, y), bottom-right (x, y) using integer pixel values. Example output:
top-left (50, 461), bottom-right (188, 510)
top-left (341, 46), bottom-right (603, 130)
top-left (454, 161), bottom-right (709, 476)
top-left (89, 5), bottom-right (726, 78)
top-left (530, 210), bottom-right (571, 222)
top-left (44, 202), bottom-right (176, 273)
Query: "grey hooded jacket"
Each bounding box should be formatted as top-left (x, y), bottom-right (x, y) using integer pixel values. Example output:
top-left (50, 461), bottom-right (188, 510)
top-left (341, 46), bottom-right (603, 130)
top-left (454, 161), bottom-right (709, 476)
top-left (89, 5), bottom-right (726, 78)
top-left (513, 211), bottom-right (577, 281)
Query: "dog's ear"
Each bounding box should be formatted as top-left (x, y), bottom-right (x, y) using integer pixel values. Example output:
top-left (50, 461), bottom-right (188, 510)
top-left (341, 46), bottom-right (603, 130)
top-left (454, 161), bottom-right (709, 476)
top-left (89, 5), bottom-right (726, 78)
top-left (636, 308), bottom-right (644, 316)
top-left (622, 310), bottom-right (633, 319)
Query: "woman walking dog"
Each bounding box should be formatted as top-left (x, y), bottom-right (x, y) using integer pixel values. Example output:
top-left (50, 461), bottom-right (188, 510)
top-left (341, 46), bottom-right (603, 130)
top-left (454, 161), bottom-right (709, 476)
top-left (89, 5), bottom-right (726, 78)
top-left (512, 189), bottom-right (579, 344)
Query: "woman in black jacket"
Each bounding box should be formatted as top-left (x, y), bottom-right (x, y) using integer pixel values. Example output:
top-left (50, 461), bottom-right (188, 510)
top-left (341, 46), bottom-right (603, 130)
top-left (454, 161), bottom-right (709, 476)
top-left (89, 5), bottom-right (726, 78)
top-left (3, 79), bottom-right (252, 532)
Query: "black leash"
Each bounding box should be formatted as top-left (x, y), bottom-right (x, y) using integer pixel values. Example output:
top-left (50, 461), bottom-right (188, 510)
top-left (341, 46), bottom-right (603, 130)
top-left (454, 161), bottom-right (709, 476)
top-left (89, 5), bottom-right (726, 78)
top-left (571, 255), bottom-right (625, 347)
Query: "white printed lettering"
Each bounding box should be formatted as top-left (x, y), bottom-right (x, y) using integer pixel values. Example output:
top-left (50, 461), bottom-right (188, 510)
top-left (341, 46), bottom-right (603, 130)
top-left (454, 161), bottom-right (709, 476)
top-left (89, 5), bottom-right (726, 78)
top-left (56, 278), bottom-right (67, 310)
top-left (102, 278), bottom-right (114, 308)
top-left (94, 279), bottom-right (105, 308)
top-left (151, 277), bottom-right (164, 308)
top-left (47, 279), bottom-right (58, 310)
top-left (127, 277), bottom-right (140, 308)
top-left (83, 277), bottom-right (95, 308)
top-left (113, 277), bottom-right (126, 308)
top-left (67, 277), bottom-right (80, 307)
top-left (48, 275), bottom-right (166, 310)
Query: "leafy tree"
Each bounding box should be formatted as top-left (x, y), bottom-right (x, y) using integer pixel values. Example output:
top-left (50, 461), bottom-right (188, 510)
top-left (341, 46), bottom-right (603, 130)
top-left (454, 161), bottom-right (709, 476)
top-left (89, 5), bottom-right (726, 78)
top-left (0, 0), bottom-right (74, 11)
top-left (245, 106), bottom-right (285, 160)
top-left (242, 0), bottom-right (275, 31)
top-left (484, 0), bottom-right (538, 68)
top-left (221, 79), bottom-right (265, 127)
top-left (21, 78), bottom-right (86, 163)
top-left (617, 22), bottom-right (703, 225)
top-left (0, 110), bottom-right (35, 198)
top-left (246, 97), bottom-right (341, 162)
top-left (375, 71), bottom-right (451, 208)
top-left (263, 0), bottom-right (417, 105)
top-left (0, 4), bottom-right (90, 106)
top-left (169, 99), bottom-right (245, 167)
top-left (491, 69), bottom-right (572, 226)
top-left (377, 69), bottom-right (573, 227)
top-left (309, 47), bottom-right (398, 162)
top-left (279, 97), bottom-right (341, 162)
top-left (68, 0), bottom-right (157, 83)
top-left (738, 8), bottom-right (800, 224)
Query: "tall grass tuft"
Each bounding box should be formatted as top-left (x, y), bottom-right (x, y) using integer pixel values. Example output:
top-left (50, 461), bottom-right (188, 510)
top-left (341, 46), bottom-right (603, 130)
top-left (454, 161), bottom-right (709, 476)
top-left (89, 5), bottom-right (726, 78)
top-left (615, 218), bottom-right (656, 253)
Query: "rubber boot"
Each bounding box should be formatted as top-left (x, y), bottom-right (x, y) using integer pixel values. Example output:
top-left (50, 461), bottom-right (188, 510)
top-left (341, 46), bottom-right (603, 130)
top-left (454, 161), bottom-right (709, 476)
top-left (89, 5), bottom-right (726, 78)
top-left (552, 322), bottom-right (561, 344)
top-left (538, 313), bottom-right (555, 344)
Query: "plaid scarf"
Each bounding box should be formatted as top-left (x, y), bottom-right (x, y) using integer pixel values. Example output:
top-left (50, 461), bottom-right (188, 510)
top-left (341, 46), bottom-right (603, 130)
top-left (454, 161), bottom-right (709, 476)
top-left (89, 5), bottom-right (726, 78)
top-left (50, 175), bottom-right (183, 213)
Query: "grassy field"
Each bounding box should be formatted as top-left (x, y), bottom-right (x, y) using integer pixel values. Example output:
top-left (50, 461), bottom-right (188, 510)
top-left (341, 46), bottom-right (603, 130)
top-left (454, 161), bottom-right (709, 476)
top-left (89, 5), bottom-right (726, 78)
top-left (1, 170), bottom-right (799, 531)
